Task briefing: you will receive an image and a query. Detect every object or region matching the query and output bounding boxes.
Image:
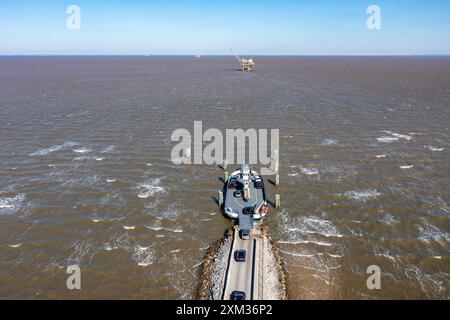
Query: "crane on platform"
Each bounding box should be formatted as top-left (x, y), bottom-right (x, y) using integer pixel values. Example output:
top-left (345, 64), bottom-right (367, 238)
top-left (232, 50), bottom-right (255, 72)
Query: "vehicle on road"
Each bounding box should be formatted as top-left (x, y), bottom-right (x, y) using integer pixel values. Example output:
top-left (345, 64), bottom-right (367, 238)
top-left (230, 291), bottom-right (246, 300)
top-left (234, 249), bottom-right (247, 262)
top-left (223, 165), bottom-right (268, 220)
top-left (239, 229), bottom-right (250, 240)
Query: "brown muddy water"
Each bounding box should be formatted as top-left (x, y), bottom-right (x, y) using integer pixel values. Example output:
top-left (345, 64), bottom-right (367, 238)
top-left (0, 56), bottom-right (449, 299)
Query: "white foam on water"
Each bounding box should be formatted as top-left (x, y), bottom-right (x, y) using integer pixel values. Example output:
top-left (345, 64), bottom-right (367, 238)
top-left (133, 245), bottom-right (154, 267)
top-left (101, 145), bottom-right (116, 153)
top-left (425, 146), bottom-right (444, 152)
top-left (376, 253), bottom-right (396, 262)
top-left (165, 228), bottom-right (183, 233)
top-left (404, 264), bottom-right (446, 298)
top-left (123, 225), bottom-right (136, 230)
top-left (382, 131), bottom-right (412, 140)
top-left (301, 168), bottom-right (319, 175)
top-left (73, 148), bottom-right (91, 154)
top-left (377, 136), bottom-right (399, 143)
top-left (320, 139), bottom-right (338, 146)
top-left (280, 250), bottom-right (315, 258)
top-left (0, 194), bottom-right (25, 214)
top-left (327, 253), bottom-right (344, 258)
top-left (289, 167), bottom-right (319, 176)
top-left (135, 178), bottom-right (165, 199)
top-left (30, 141), bottom-right (79, 156)
top-left (106, 179), bottom-right (116, 183)
top-left (280, 212), bottom-right (343, 241)
top-left (400, 164), bottom-right (413, 169)
top-left (103, 244), bottom-right (118, 251)
top-left (8, 243), bottom-right (23, 248)
top-left (433, 256), bottom-right (442, 259)
top-left (145, 226), bottom-right (163, 231)
top-left (66, 240), bottom-right (96, 266)
top-left (156, 234), bottom-right (165, 238)
top-left (95, 157), bottom-right (105, 161)
top-left (417, 221), bottom-right (449, 248)
top-left (343, 189), bottom-right (380, 201)
top-left (305, 230), bottom-right (344, 238)
top-left (170, 249), bottom-right (181, 254)
top-left (380, 213), bottom-right (399, 226)
top-left (146, 163), bottom-right (152, 166)
top-left (278, 240), bottom-right (333, 247)
top-left (375, 154), bottom-right (387, 158)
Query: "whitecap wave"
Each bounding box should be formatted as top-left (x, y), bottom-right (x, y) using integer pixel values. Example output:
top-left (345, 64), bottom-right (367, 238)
top-left (425, 146), bottom-right (444, 152)
top-left (133, 245), bottom-right (154, 267)
top-left (382, 131), bottom-right (412, 140)
top-left (320, 139), bottom-right (338, 146)
top-left (380, 213), bottom-right (399, 226)
top-left (8, 243), bottom-right (23, 248)
top-left (417, 222), bottom-right (449, 248)
top-left (377, 136), bottom-right (399, 143)
top-left (343, 189), bottom-right (380, 201)
top-left (0, 194), bottom-right (25, 214)
top-left (146, 226), bottom-right (163, 231)
top-left (301, 168), bottom-right (319, 175)
top-left (135, 178), bottom-right (165, 199)
top-left (165, 228), bottom-right (183, 233)
top-left (278, 240), bottom-right (333, 247)
top-left (30, 141), bottom-right (79, 156)
top-left (101, 145), bottom-right (116, 153)
top-left (73, 148), bottom-right (91, 154)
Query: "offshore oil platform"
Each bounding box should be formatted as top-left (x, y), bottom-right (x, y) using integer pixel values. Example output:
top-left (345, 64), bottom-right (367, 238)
top-left (234, 54), bottom-right (255, 72)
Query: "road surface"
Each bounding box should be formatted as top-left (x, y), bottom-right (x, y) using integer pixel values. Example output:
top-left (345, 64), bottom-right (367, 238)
top-left (223, 228), bottom-right (259, 300)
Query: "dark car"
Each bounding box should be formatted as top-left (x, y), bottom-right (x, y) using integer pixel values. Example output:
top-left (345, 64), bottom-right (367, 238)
top-left (228, 177), bottom-right (238, 189)
top-left (242, 206), bottom-right (254, 215)
top-left (234, 249), bottom-right (247, 262)
top-left (230, 291), bottom-right (246, 300)
top-left (239, 229), bottom-right (250, 240)
top-left (254, 178), bottom-right (264, 189)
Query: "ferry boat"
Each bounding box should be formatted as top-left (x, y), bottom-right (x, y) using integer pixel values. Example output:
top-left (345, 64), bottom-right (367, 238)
top-left (223, 165), bottom-right (269, 221)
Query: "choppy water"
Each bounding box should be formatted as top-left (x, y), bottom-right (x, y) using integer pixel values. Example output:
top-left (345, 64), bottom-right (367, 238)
top-left (0, 56), bottom-right (449, 299)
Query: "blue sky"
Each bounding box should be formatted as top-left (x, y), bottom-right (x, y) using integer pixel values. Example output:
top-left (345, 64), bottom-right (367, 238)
top-left (1, 0), bottom-right (449, 55)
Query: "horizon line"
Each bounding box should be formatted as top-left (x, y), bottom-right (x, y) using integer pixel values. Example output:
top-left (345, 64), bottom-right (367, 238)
top-left (1, 54), bottom-right (450, 57)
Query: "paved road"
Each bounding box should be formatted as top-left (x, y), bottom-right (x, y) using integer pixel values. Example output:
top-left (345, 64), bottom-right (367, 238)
top-left (223, 228), bottom-right (257, 300)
